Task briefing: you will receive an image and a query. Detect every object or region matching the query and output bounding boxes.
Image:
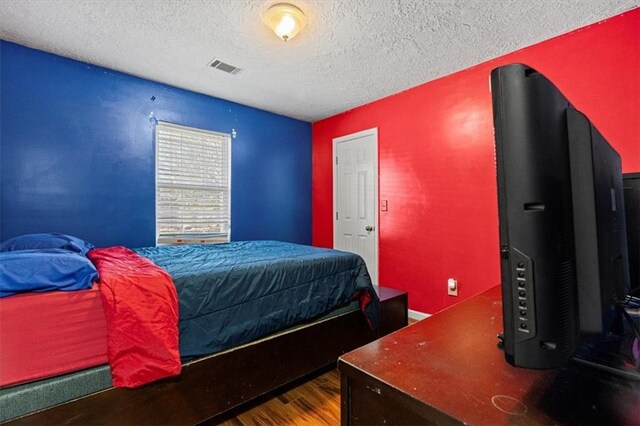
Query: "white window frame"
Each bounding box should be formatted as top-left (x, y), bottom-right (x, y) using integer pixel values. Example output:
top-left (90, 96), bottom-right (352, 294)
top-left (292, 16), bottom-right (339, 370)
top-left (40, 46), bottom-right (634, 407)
top-left (155, 121), bottom-right (231, 245)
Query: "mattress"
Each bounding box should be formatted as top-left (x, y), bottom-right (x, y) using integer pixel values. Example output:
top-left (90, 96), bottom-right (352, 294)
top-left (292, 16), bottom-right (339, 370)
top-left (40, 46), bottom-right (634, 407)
top-left (0, 300), bottom-right (360, 423)
top-left (0, 285), bottom-right (108, 388)
top-left (136, 240), bottom-right (378, 358)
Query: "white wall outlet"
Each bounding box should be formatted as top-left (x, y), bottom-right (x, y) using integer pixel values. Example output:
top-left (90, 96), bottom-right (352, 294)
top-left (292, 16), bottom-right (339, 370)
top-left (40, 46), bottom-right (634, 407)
top-left (447, 278), bottom-right (458, 296)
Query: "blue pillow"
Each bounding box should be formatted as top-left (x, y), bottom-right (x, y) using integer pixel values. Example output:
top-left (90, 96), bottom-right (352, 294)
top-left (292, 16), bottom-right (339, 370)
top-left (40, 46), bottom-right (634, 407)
top-left (0, 233), bottom-right (95, 255)
top-left (0, 249), bottom-right (99, 298)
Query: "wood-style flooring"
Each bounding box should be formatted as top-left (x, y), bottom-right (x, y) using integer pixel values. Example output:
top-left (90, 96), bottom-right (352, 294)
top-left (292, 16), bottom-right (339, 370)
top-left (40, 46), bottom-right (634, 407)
top-left (216, 369), bottom-right (341, 426)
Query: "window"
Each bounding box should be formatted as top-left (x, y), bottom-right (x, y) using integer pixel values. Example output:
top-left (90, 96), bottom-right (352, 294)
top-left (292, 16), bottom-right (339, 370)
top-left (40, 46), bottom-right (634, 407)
top-left (155, 122), bottom-right (231, 245)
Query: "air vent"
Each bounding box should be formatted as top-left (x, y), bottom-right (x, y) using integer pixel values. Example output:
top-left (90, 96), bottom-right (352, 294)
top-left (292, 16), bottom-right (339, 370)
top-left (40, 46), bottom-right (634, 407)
top-left (208, 59), bottom-right (242, 75)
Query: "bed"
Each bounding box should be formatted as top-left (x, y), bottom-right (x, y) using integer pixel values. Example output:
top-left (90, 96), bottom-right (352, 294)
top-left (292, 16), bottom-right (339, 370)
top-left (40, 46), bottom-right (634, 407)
top-left (134, 240), bottom-right (379, 359)
top-left (0, 239), bottom-right (406, 424)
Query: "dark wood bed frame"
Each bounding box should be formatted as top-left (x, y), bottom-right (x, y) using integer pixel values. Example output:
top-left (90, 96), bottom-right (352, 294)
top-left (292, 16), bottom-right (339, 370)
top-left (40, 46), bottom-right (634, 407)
top-left (7, 287), bottom-right (407, 425)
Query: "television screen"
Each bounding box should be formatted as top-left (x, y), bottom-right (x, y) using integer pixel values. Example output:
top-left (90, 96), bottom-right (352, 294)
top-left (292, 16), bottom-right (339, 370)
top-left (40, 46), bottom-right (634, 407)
top-left (491, 63), bottom-right (631, 370)
top-left (623, 173), bottom-right (640, 297)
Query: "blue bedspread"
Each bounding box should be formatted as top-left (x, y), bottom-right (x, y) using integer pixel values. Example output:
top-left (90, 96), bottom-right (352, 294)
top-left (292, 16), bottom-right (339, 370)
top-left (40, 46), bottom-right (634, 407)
top-left (135, 241), bottom-right (379, 358)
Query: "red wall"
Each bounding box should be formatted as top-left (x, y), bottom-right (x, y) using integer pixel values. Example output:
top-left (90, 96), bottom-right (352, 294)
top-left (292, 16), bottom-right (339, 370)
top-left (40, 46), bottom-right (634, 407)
top-left (312, 9), bottom-right (640, 314)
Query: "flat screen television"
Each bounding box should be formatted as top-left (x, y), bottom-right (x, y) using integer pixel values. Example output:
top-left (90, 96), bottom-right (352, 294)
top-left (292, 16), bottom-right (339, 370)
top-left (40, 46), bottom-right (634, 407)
top-left (490, 63), bottom-right (631, 370)
top-left (623, 172), bottom-right (640, 297)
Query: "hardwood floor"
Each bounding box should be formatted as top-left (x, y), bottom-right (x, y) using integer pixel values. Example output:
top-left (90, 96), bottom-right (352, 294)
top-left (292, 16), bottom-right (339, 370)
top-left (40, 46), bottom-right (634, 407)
top-left (216, 369), bottom-right (341, 426)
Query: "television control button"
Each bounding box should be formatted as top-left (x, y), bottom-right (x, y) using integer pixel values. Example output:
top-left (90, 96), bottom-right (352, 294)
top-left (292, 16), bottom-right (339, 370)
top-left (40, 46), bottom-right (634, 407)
top-left (511, 249), bottom-right (535, 343)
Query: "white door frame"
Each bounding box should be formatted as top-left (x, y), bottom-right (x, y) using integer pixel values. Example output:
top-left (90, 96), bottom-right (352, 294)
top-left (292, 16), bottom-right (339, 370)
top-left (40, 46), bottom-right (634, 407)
top-left (332, 127), bottom-right (379, 285)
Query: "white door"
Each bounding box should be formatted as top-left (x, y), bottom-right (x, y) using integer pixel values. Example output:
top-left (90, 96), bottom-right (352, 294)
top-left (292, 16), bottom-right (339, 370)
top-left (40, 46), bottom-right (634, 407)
top-left (333, 128), bottom-right (378, 285)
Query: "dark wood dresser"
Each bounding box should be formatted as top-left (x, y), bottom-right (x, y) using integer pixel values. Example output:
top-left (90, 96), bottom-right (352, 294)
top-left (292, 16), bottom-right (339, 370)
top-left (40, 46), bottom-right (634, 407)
top-left (339, 285), bottom-right (640, 425)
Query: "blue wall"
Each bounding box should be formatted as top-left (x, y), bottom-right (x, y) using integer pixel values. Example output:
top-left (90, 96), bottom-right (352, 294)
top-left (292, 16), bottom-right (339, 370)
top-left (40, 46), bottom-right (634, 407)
top-left (0, 41), bottom-right (311, 248)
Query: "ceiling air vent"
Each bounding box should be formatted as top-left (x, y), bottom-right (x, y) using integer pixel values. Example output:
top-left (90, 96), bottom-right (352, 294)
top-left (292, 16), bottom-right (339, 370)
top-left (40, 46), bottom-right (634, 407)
top-left (208, 59), bottom-right (242, 75)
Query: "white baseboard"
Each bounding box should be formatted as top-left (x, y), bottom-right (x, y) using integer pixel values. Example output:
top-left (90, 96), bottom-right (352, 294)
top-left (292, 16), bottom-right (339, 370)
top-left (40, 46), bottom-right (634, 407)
top-left (408, 309), bottom-right (431, 321)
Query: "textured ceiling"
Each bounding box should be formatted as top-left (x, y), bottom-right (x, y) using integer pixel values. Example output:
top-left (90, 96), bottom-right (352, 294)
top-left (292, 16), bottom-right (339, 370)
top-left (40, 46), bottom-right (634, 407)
top-left (0, 0), bottom-right (635, 122)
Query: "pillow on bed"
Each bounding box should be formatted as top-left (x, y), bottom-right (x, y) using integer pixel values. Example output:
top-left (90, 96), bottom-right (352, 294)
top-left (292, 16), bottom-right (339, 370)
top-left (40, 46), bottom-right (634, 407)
top-left (0, 249), bottom-right (99, 297)
top-left (0, 233), bottom-right (95, 255)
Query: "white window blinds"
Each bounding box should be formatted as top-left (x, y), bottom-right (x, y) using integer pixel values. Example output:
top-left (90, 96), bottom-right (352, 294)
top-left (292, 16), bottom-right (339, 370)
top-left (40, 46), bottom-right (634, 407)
top-left (155, 122), bottom-right (231, 245)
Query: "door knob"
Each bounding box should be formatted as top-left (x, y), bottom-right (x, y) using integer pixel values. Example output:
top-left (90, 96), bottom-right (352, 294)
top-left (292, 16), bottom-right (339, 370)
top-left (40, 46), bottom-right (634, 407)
top-left (365, 225), bottom-right (374, 232)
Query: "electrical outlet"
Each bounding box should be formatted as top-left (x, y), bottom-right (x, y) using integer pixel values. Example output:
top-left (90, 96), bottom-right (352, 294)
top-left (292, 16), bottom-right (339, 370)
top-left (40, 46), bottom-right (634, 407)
top-left (447, 278), bottom-right (458, 296)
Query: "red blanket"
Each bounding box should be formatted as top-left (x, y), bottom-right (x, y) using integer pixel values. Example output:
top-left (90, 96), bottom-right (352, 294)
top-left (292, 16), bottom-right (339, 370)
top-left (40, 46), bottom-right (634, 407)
top-left (87, 247), bottom-right (181, 388)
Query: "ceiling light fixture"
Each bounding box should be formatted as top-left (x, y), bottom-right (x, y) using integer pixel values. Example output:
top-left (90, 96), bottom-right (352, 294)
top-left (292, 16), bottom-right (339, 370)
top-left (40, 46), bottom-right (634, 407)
top-left (263, 3), bottom-right (307, 42)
